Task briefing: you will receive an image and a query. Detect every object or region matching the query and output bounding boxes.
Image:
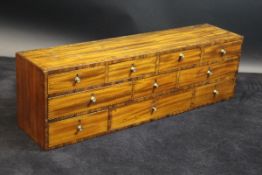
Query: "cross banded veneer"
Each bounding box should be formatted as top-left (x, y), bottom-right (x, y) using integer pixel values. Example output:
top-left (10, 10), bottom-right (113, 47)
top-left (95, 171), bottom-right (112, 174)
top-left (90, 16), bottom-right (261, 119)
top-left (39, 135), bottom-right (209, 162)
top-left (16, 24), bottom-right (243, 150)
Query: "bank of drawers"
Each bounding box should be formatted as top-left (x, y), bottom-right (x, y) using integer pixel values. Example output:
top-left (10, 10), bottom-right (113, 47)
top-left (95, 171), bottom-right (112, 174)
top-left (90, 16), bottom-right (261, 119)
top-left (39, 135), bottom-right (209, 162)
top-left (47, 41), bottom-right (241, 148)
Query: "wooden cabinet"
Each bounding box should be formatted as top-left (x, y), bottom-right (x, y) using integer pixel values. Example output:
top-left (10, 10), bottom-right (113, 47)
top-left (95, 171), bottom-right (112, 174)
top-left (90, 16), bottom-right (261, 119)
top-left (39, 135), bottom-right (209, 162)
top-left (16, 24), bottom-right (243, 149)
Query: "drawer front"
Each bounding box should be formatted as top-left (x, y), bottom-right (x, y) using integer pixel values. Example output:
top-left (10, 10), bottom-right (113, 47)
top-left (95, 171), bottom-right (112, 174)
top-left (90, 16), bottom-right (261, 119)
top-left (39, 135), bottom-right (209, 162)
top-left (179, 65), bottom-right (209, 87)
top-left (193, 79), bottom-right (235, 107)
top-left (202, 41), bottom-right (242, 64)
top-left (208, 60), bottom-right (239, 81)
top-left (49, 111), bottom-right (108, 147)
top-left (159, 48), bottom-right (201, 72)
top-left (48, 66), bottom-right (105, 94)
top-left (134, 72), bottom-right (177, 99)
top-left (108, 55), bottom-right (156, 82)
top-left (48, 82), bottom-right (132, 119)
top-left (111, 100), bottom-right (154, 130)
top-left (153, 90), bottom-right (193, 119)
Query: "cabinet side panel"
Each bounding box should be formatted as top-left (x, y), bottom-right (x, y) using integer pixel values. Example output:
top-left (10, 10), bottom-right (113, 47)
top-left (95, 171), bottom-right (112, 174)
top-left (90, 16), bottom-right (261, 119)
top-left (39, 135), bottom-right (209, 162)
top-left (16, 54), bottom-right (47, 149)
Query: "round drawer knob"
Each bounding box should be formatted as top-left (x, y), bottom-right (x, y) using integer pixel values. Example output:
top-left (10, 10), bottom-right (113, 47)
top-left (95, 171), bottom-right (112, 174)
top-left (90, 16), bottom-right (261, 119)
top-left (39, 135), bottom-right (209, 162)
top-left (76, 124), bottom-right (83, 132)
top-left (178, 53), bottom-right (185, 61)
top-left (90, 95), bottom-right (96, 103)
top-left (220, 49), bottom-right (227, 56)
top-left (74, 75), bottom-right (81, 83)
top-left (153, 82), bottom-right (159, 88)
top-left (152, 106), bottom-right (157, 112)
top-left (213, 89), bottom-right (219, 96)
top-left (207, 69), bottom-right (213, 76)
top-left (130, 64), bottom-right (137, 73)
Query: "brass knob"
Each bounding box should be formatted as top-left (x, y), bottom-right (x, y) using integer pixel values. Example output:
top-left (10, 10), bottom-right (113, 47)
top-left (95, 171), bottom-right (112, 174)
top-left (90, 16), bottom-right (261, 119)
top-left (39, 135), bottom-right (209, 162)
top-left (152, 106), bottom-right (157, 113)
top-left (90, 95), bottom-right (96, 103)
top-left (130, 64), bottom-right (137, 73)
top-left (153, 82), bottom-right (159, 88)
top-left (74, 75), bottom-right (81, 83)
top-left (220, 49), bottom-right (226, 56)
top-left (76, 124), bottom-right (83, 133)
top-left (213, 89), bottom-right (219, 96)
top-left (178, 53), bottom-right (185, 61)
top-left (207, 69), bottom-right (213, 76)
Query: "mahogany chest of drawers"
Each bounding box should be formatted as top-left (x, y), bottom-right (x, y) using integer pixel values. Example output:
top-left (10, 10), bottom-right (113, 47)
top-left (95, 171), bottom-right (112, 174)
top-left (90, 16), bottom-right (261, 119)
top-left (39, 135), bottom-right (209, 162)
top-left (16, 24), bottom-right (243, 150)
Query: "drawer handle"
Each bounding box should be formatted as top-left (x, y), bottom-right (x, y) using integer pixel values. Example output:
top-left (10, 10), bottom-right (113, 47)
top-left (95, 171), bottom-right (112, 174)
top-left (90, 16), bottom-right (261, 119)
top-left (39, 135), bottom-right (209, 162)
top-left (74, 74), bottom-right (81, 83)
top-left (207, 69), bottom-right (213, 77)
top-left (178, 53), bottom-right (185, 61)
top-left (76, 124), bottom-right (83, 133)
top-left (130, 64), bottom-right (137, 73)
top-left (213, 89), bottom-right (219, 96)
top-left (153, 82), bottom-right (159, 88)
top-left (90, 95), bottom-right (97, 103)
top-left (220, 49), bottom-right (227, 56)
top-left (152, 106), bottom-right (157, 113)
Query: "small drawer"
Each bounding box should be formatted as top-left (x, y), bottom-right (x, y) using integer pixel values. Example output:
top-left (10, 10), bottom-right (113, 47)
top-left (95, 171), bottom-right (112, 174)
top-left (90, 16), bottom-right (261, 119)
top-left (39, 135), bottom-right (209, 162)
top-left (159, 48), bottom-right (201, 72)
top-left (179, 65), bottom-right (209, 87)
top-left (202, 41), bottom-right (242, 64)
top-left (111, 100), bottom-right (154, 130)
top-left (48, 65), bottom-right (105, 94)
top-left (193, 79), bottom-right (235, 107)
top-left (153, 90), bottom-right (193, 119)
top-left (49, 111), bottom-right (108, 147)
top-left (207, 60), bottom-right (239, 81)
top-left (133, 72), bottom-right (177, 99)
top-left (108, 55), bottom-right (156, 82)
top-left (48, 82), bottom-right (132, 119)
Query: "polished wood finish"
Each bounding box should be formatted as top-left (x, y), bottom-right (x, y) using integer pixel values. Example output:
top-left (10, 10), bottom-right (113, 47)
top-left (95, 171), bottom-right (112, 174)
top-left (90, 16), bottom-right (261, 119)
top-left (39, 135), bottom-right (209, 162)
top-left (48, 82), bottom-right (132, 119)
top-left (48, 65), bottom-right (105, 95)
top-left (49, 111), bottom-right (108, 147)
top-left (16, 24), bottom-right (243, 150)
top-left (16, 54), bottom-right (47, 148)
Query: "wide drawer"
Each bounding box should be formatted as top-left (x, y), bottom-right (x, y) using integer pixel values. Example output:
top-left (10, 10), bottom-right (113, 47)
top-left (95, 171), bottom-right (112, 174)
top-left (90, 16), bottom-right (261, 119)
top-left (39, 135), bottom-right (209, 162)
top-left (48, 82), bottom-right (132, 119)
top-left (193, 79), bottom-right (235, 107)
top-left (133, 72), bottom-right (177, 99)
top-left (111, 100), bottom-right (154, 130)
top-left (159, 48), bottom-right (201, 72)
top-left (108, 55), bottom-right (156, 82)
top-left (153, 90), bottom-right (193, 119)
top-left (49, 111), bottom-right (108, 147)
top-left (202, 41), bottom-right (242, 64)
top-left (48, 65), bottom-right (105, 95)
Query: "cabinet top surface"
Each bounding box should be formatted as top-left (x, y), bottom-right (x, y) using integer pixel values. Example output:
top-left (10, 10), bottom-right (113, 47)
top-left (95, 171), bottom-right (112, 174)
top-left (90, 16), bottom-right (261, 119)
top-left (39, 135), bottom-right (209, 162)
top-left (17, 24), bottom-right (243, 72)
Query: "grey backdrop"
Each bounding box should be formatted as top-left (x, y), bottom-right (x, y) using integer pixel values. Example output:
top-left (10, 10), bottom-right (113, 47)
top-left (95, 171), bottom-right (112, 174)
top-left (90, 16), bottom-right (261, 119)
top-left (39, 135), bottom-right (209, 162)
top-left (0, 0), bottom-right (262, 72)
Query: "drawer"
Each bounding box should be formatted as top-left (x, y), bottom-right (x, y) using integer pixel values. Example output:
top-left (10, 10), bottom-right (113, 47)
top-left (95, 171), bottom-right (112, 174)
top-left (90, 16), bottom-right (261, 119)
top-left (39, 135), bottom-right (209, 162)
top-left (179, 65), bottom-right (209, 87)
top-left (159, 48), bottom-right (201, 72)
top-left (193, 79), bottom-right (235, 107)
top-left (111, 100), bottom-right (154, 130)
top-left (153, 90), bottom-right (193, 119)
top-left (48, 82), bottom-right (132, 119)
top-left (208, 60), bottom-right (239, 81)
top-left (108, 55), bottom-right (156, 82)
top-left (202, 41), bottom-right (242, 64)
top-left (133, 72), bottom-right (178, 99)
top-left (48, 65), bottom-right (105, 94)
top-left (49, 111), bottom-right (108, 147)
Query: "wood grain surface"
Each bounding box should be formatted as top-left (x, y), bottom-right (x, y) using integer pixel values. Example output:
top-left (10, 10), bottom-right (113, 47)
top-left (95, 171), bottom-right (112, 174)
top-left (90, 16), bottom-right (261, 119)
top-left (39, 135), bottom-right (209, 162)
top-left (16, 24), bottom-right (244, 149)
top-left (17, 24), bottom-right (243, 72)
